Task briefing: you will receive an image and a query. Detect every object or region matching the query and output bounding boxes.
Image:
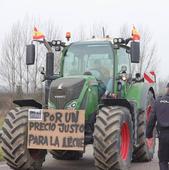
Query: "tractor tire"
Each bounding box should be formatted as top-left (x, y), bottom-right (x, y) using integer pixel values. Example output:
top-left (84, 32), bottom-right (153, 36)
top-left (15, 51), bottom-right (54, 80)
top-left (94, 106), bottom-right (133, 170)
top-left (1, 107), bottom-right (47, 170)
top-left (50, 150), bottom-right (83, 160)
top-left (132, 91), bottom-right (155, 162)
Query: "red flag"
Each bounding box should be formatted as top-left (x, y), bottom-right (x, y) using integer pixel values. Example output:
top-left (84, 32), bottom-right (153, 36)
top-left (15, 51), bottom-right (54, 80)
top-left (132, 26), bottom-right (140, 41)
top-left (33, 27), bottom-right (45, 40)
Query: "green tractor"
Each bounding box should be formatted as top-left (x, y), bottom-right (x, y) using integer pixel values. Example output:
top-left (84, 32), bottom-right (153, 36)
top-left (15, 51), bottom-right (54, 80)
top-left (1, 34), bottom-right (156, 170)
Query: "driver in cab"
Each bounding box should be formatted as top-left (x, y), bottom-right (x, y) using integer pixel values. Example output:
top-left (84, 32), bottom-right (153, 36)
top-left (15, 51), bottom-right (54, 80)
top-left (85, 59), bottom-right (111, 97)
top-left (89, 59), bottom-right (110, 84)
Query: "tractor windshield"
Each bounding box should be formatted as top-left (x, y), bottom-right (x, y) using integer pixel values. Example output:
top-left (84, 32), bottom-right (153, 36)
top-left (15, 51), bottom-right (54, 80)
top-left (63, 42), bottom-right (114, 84)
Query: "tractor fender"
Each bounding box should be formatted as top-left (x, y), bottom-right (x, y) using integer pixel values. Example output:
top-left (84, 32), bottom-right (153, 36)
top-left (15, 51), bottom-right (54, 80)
top-left (101, 98), bottom-right (134, 114)
top-left (13, 99), bottom-right (42, 109)
top-left (126, 82), bottom-right (156, 111)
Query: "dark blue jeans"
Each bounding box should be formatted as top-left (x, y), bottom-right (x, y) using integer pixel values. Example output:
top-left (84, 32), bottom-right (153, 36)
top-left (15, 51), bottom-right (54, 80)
top-left (158, 130), bottom-right (169, 170)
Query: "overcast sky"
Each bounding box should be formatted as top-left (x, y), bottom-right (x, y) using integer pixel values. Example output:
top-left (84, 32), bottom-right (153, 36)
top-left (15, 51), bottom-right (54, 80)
top-left (0, 0), bottom-right (169, 79)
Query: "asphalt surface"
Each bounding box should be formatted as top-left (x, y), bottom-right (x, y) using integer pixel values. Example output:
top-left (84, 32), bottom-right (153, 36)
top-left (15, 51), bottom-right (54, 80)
top-left (0, 144), bottom-right (159, 170)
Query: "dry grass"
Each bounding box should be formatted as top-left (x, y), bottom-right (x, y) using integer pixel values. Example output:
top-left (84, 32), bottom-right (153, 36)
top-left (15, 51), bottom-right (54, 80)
top-left (0, 147), bottom-right (4, 161)
top-left (0, 117), bottom-right (4, 129)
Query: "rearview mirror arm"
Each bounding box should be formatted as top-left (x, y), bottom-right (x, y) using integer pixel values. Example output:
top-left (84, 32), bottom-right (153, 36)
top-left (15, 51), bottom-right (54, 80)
top-left (32, 39), bottom-right (53, 52)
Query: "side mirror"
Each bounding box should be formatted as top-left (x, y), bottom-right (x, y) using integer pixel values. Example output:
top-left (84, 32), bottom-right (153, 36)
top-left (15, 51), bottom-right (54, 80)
top-left (130, 41), bottom-right (140, 63)
top-left (26, 44), bottom-right (35, 65)
top-left (46, 52), bottom-right (54, 77)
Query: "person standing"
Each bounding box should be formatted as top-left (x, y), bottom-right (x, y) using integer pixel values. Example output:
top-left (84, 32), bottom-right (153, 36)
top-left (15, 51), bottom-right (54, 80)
top-left (146, 83), bottom-right (169, 170)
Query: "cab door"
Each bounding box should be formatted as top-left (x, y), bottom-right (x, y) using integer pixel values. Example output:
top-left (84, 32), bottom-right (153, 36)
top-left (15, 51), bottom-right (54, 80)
top-left (117, 48), bottom-right (132, 97)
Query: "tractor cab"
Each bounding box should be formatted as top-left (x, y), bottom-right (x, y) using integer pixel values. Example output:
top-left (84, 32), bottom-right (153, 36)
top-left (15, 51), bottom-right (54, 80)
top-left (60, 39), bottom-right (140, 97)
top-left (62, 41), bottom-right (113, 88)
top-left (2, 27), bottom-right (157, 170)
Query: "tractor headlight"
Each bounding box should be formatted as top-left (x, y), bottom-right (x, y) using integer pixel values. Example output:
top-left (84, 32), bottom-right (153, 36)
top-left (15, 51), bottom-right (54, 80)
top-left (56, 40), bottom-right (61, 45)
top-left (65, 100), bottom-right (77, 109)
top-left (52, 40), bottom-right (61, 46)
top-left (51, 40), bottom-right (57, 46)
top-left (121, 73), bottom-right (127, 81)
top-left (113, 38), bottom-right (124, 44)
top-left (113, 38), bottom-right (118, 44)
top-left (118, 38), bottom-right (123, 43)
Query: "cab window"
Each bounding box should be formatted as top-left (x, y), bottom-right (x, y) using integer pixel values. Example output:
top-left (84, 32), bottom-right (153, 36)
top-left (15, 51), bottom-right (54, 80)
top-left (117, 48), bottom-right (131, 74)
top-left (63, 43), bottom-right (114, 84)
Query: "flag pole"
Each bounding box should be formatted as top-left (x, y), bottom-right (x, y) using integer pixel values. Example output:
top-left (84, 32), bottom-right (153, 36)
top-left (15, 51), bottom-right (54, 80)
top-left (43, 39), bottom-right (52, 53)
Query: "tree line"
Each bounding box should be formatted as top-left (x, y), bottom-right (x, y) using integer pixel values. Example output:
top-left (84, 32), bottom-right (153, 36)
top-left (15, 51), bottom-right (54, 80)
top-left (0, 17), bottom-right (164, 100)
top-left (0, 17), bottom-right (62, 100)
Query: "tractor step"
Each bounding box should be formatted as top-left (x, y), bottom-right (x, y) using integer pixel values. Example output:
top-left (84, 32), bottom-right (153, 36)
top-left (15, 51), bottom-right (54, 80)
top-left (84, 134), bottom-right (93, 144)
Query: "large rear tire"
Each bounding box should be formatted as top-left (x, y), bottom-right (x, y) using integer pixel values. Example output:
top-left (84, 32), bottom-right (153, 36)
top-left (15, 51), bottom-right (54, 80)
top-left (132, 91), bottom-right (156, 161)
top-left (94, 106), bottom-right (133, 170)
top-left (1, 108), bottom-right (46, 170)
top-left (50, 150), bottom-right (83, 160)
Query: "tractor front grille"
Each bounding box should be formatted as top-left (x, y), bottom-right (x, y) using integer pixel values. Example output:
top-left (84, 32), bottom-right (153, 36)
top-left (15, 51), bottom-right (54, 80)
top-left (49, 78), bottom-right (85, 109)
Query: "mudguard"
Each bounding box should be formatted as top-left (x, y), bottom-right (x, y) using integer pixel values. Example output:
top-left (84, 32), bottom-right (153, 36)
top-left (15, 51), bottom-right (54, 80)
top-left (101, 98), bottom-right (134, 113)
top-left (13, 99), bottom-right (42, 109)
top-left (126, 82), bottom-right (156, 111)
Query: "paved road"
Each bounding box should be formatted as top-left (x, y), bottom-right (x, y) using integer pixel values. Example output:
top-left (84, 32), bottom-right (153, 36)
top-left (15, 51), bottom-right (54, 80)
top-left (0, 145), bottom-right (159, 170)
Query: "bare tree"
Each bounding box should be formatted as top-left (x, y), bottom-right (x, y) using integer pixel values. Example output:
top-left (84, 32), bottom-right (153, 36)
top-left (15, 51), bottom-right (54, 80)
top-left (157, 79), bottom-right (168, 96)
top-left (73, 25), bottom-right (87, 41)
top-left (31, 21), bottom-right (62, 93)
top-left (120, 24), bottom-right (157, 75)
top-left (0, 17), bottom-right (62, 97)
top-left (91, 24), bottom-right (108, 38)
top-left (0, 24), bottom-right (21, 97)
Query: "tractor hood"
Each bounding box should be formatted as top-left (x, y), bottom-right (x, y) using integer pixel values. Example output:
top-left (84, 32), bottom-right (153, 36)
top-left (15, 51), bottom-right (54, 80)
top-left (49, 77), bottom-right (85, 109)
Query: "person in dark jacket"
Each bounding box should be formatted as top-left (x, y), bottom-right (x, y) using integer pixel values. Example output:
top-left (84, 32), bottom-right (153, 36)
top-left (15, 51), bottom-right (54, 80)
top-left (146, 82), bottom-right (169, 170)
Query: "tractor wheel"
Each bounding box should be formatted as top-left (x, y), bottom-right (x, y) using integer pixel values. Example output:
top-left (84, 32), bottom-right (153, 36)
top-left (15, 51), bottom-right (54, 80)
top-left (94, 106), bottom-right (133, 170)
top-left (50, 150), bottom-right (83, 160)
top-left (1, 108), bottom-right (47, 170)
top-left (132, 91), bottom-right (156, 162)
